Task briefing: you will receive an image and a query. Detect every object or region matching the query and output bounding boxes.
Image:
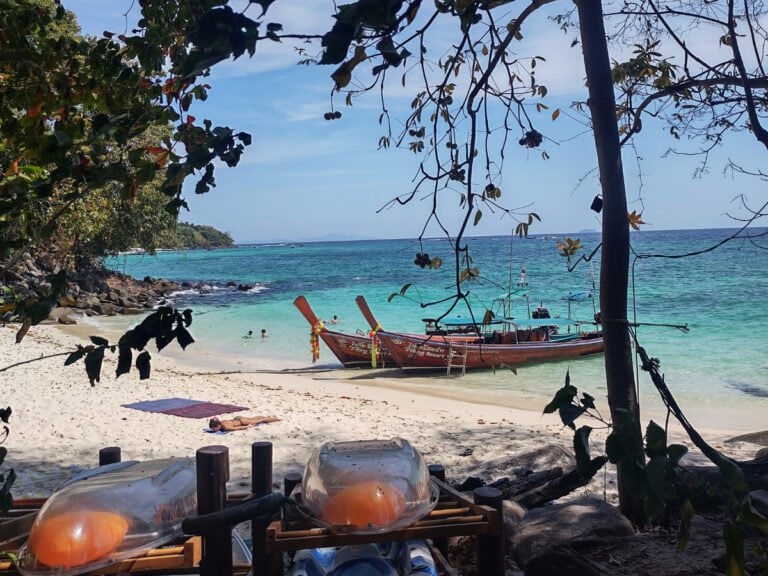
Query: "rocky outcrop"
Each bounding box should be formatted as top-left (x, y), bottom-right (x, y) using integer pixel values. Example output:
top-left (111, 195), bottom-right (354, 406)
top-left (1, 254), bottom-right (179, 325)
top-left (510, 497), bottom-right (635, 569)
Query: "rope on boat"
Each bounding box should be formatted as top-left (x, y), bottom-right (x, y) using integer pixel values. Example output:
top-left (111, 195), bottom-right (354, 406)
top-left (310, 321), bottom-right (324, 363)
top-left (369, 323), bottom-right (382, 368)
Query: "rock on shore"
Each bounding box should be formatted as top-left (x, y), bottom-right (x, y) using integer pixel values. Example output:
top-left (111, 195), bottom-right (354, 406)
top-left (2, 253), bottom-right (179, 324)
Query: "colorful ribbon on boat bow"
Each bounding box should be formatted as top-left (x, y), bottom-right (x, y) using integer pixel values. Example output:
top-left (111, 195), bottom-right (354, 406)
top-left (368, 324), bottom-right (382, 368)
top-left (310, 321), bottom-right (324, 363)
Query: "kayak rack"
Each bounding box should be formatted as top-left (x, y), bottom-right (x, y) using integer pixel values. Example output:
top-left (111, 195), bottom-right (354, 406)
top-left (267, 472), bottom-right (502, 575)
top-left (0, 443), bottom-right (506, 576)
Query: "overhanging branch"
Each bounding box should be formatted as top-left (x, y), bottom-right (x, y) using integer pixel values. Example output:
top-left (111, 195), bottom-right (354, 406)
top-left (621, 76), bottom-right (768, 145)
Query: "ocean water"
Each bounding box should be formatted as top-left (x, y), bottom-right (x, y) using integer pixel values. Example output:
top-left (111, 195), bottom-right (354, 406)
top-left (101, 228), bottom-right (768, 425)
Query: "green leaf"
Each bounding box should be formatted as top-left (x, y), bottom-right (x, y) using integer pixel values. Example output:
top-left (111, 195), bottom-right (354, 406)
top-left (722, 522), bottom-right (745, 576)
top-left (573, 426), bottom-right (592, 472)
top-left (645, 454), bottom-right (667, 500)
top-left (558, 404), bottom-right (586, 430)
top-left (320, 20), bottom-right (355, 65)
top-left (136, 351), bottom-right (151, 380)
top-left (118, 330), bottom-right (136, 349)
top-left (90, 336), bottom-right (109, 347)
top-left (677, 499), bottom-right (694, 550)
top-left (543, 381), bottom-right (577, 414)
top-left (712, 451), bottom-right (747, 493)
top-left (667, 444), bottom-right (688, 467)
top-left (377, 37), bottom-right (403, 67)
top-left (255, 0), bottom-right (276, 15)
top-left (131, 325), bottom-right (151, 350)
top-left (605, 417), bottom-right (644, 464)
top-left (85, 347), bottom-right (105, 386)
top-left (64, 349), bottom-right (85, 366)
top-left (175, 326), bottom-right (195, 350)
top-left (580, 392), bottom-right (595, 410)
top-left (156, 332), bottom-right (175, 352)
top-left (645, 420), bottom-right (667, 457)
top-left (116, 347), bottom-right (132, 378)
top-left (27, 301), bottom-right (53, 325)
top-left (738, 499), bottom-right (768, 532)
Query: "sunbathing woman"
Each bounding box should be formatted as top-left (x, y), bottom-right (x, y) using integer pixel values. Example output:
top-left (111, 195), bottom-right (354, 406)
top-left (208, 415), bottom-right (281, 432)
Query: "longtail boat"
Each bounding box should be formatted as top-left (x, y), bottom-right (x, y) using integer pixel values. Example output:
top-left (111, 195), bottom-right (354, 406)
top-left (355, 295), bottom-right (604, 373)
top-left (293, 295), bottom-right (394, 368)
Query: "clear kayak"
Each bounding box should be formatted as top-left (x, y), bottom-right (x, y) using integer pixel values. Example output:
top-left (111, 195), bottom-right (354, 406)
top-left (301, 439), bottom-right (438, 535)
top-left (16, 458), bottom-right (197, 576)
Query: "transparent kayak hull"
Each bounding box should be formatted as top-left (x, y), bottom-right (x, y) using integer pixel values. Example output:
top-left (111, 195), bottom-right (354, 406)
top-left (16, 458), bottom-right (197, 576)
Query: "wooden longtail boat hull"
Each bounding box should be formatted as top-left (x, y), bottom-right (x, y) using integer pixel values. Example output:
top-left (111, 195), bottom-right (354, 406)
top-left (317, 329), bottom-right (395, 368)
top-left (293, 296), bottom-right (394, 368)
top-left (355, 294), bottom-right (603, 371)
top-left (374, 330), bottom-right (604, 371)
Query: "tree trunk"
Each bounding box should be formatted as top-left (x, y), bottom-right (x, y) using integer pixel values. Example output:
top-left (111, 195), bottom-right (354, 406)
top-left (574, 0), bottom-right (645, 524)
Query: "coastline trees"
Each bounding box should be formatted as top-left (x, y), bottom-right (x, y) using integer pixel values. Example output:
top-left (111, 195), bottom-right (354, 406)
top-left (0, 0), bottom-right (249, 346)
top-left (174, 223), bottom-right (235, 249)
top-left (0, 0), bottom-right (249, 265)
top-left (0, 0), bottom-right (248, 388)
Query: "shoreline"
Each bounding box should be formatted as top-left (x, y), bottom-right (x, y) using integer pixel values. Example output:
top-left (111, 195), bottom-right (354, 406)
top-left (54, 313), bottom-right (768, 437)
top-left (1, 321), bottom-right (765, 505)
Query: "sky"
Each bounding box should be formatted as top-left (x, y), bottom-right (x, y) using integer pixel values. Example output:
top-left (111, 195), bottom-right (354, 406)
top-left (63, 0), bottom-right (767, 244)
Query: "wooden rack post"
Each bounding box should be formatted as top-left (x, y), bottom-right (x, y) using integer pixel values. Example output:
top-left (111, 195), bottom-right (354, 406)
top-left (250, 442), bottom-right (280, 576)
top-left (428, 464), bottom-right (449, 559)
top-left (98, 446), bottom-right (121, 466)
top-left (196, 445), bottom-right (232, 576)
top-left (473, 486), bottom-right (504, 575)
top-left (283, 472), bottom-right (302, 498)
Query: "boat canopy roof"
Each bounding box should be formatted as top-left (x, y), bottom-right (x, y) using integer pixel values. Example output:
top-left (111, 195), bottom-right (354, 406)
top-left (562, 291), bottom-right (594, 302)
top-left (423, 316), bottom-right (505, 327)
top-left (503, 317), bottom-right (590, 328)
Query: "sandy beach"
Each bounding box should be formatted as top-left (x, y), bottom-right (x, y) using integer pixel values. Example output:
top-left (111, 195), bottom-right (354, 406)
top-left (1, 321), bottom-right (764, 505)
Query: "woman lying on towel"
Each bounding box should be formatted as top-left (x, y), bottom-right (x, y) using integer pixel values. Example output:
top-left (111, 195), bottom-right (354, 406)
top-left (208, 415), bottom-right (281, 432)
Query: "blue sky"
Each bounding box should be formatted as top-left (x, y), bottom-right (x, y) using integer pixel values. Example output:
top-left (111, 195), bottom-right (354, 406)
top-left (64, 1), bottom-right (766, 243)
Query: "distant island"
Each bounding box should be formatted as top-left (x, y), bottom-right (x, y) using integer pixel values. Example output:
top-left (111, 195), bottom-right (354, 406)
top-left (173, 223), bottom-right (234, 249)
top-left (238, 232), bottom-right (376, 244)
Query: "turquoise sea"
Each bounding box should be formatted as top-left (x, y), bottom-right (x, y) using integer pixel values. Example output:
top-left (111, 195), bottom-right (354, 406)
top-left (101, 228), bottom-right (768, 428)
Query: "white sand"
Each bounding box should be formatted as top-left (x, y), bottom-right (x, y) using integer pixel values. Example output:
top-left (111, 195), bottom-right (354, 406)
top-left (0, 322), bottom-right (763, 503)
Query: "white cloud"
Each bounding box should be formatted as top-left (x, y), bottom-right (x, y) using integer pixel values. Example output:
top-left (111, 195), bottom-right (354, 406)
top-left (239, 127), bottom-right (373, 166)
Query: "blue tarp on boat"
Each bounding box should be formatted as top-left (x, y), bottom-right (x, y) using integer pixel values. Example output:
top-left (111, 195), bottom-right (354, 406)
top-left (437, 317), bottom-right (505, 327)
top-left (502, 317), bottom-right (591, 328)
